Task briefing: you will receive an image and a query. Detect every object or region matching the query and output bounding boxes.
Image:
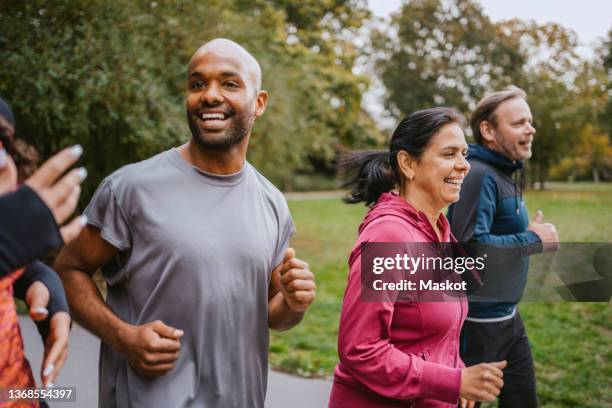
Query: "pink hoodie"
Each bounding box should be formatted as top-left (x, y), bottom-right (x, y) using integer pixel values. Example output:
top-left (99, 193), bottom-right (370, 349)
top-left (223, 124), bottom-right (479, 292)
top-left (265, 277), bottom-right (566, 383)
top-left (329, 192), bottom-right (467, 408)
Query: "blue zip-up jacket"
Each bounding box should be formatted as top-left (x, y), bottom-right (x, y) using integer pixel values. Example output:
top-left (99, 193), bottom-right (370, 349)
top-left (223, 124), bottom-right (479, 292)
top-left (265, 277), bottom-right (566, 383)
top-left (447, 144), bottom-right (541, 319)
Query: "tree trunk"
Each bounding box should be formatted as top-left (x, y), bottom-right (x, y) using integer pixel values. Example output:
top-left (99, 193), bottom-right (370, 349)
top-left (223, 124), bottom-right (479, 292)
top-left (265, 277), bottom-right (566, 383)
top-left (283, 175), bottom-right (293, 192)
top-left (592, 167), bottom-right (600, 183)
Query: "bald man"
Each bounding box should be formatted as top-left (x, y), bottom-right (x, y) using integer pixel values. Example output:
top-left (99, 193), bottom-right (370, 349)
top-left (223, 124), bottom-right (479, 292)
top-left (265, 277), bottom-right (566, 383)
top-left (55, 39), bottom-right (316, 408)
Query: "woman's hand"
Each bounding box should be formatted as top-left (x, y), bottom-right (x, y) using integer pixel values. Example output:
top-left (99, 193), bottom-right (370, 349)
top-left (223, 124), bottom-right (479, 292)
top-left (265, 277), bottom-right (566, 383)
top-left (460, 361), bottom-right (506, 402)
top-left (41, 311), bottom-right (71, 387)
top-left (25, 145), bottom-right (87, 243)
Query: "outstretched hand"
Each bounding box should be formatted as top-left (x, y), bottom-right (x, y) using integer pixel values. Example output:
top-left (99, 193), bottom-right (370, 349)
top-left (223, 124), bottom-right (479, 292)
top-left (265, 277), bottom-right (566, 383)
top-left (25, 281), bottom-right (71, 387)
top-left (25, 145), bottom-right (88, 244)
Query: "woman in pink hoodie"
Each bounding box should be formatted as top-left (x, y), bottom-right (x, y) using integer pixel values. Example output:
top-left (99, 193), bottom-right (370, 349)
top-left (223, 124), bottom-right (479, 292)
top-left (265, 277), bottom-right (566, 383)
top-left (329, 108), bottom-right (506, 408)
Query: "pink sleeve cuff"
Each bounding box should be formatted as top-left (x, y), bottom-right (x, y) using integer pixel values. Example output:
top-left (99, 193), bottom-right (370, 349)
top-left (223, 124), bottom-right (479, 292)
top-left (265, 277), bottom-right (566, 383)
top-left (419, 362), bottom-right (462, 404)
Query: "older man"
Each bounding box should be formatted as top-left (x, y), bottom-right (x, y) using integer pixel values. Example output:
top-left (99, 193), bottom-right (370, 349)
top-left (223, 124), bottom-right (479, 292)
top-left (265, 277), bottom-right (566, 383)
top-left (55, 39), bottom-right (316, 408)
top-left (448, 86), bottom-right (559, 408)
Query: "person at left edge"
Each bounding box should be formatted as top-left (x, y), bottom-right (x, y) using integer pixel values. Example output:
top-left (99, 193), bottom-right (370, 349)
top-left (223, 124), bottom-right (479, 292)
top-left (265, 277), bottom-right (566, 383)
top-left (54, 38), bottom-right (316, 408)
top-left (0, 97), bottom-right (86, 407)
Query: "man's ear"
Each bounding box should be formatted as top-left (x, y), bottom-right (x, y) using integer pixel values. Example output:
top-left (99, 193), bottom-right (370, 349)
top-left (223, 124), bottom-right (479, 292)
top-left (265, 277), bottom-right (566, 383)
top-left (480, 120), bottom-right (496, 143)
top-left (255, 90), bottom-right (268, 117)
top-left (397, 150), bottom-right (416, 181)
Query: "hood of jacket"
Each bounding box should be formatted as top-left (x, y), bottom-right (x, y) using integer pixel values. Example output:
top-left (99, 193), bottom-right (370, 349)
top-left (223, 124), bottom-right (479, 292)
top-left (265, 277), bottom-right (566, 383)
top-left (358, 192), bottom-right (450, 243)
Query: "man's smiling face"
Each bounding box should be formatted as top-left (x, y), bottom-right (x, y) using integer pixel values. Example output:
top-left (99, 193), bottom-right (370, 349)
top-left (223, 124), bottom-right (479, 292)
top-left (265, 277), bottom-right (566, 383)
top-left (489, 97), bottom-right (536, 161)
top-left (186, 42), bottom-right (265, 150)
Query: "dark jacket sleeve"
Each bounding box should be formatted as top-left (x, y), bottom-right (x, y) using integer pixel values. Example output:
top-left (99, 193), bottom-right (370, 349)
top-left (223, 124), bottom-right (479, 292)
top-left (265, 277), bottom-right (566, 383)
top-left (0, 185), bottom-right (64, 277)
top-left (13, 260), bottom-right (70, 340)
top-left (471, 172), bottom-right (540, 248)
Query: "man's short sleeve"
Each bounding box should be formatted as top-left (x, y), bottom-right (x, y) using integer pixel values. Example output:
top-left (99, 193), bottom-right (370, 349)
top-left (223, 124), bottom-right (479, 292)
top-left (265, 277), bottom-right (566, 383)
top-left (272, 200), bottom-right (296, 268)
top-left (84, 179), bottom-right (131, 252)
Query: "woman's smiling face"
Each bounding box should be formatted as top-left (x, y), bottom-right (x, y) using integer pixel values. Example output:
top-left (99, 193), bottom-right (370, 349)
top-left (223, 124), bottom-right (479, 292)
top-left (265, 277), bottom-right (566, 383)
top-left (410, 122), bottom-right (470, 210)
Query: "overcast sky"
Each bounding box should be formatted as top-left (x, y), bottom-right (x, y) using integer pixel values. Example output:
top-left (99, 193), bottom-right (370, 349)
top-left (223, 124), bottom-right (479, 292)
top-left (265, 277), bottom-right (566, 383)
top-left (369, 0), bottom-right (611, 47)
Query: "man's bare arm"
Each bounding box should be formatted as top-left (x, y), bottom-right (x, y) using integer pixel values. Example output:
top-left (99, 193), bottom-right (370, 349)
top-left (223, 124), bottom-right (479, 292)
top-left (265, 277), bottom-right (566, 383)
top-left (54, 225), bottom-right (183, 376)
top-left (54, 226), bottom-right (129, 347)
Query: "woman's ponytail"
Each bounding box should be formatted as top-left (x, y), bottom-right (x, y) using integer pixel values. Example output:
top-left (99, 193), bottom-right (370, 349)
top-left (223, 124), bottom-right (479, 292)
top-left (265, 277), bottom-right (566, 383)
top-left (339, 150), bottom-right (397, 206)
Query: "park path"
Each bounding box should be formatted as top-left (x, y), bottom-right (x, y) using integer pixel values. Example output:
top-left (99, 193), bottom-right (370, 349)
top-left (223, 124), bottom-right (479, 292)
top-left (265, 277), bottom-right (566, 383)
top-left (19, 317), bottom-right (332, 408)
top-left (284, 190), bottom-right (345, 201)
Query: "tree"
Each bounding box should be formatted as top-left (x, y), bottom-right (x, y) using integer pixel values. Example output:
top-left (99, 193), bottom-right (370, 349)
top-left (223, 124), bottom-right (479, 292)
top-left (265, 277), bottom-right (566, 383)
top-left (500, 19), bottom-right (601, 187)
top-left (603, 28), bottom-right (612, 136)
top-left (0, 0), bottom-right (379, 195)
top-left (372, 0), bottom-right (524, 117)
top-left (549, 124), bottom-right (612, 182)
top-left (548, 44), bottom-right (611, 182)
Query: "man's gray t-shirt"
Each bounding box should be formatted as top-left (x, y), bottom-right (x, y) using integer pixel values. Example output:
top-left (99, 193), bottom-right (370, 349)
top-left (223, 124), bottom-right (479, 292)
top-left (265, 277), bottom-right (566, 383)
top-left (84, 148), bottom-right (295, 408)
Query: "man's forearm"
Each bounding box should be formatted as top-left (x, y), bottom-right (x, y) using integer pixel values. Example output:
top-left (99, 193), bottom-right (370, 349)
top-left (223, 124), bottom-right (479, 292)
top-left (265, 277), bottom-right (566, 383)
top-left (268, 291), bottom-right (304, 331)
top-left (60, 270), bottom-right (131, 352)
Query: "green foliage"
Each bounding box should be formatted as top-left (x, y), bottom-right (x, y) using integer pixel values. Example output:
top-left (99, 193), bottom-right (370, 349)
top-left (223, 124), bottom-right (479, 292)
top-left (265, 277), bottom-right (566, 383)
top-left (0, 0), bottom-right (380, 196)
top-left (373, 0), bottom-right (524, 115)
top-left (603, 28), bottom-right (612, 136)
top-left (500, 19), bottom-right (591, 186)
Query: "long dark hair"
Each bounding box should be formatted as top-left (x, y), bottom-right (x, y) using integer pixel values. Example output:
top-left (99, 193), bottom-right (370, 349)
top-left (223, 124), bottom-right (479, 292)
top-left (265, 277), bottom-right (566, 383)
top-left (340, 107), bottom-right (466, 206)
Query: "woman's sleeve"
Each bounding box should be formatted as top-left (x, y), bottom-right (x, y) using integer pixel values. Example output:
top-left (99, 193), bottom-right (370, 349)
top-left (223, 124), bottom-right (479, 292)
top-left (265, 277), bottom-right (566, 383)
top-left (336, 221), bottom-right (462, 404)
top-left (0, 185), bottom-right (63, 276)
top-left (13, 260), bottom-right (70, 340)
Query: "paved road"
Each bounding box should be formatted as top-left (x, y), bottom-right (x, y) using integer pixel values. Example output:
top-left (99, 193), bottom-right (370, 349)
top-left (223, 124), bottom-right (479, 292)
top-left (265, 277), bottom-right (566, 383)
top-left (20, 316), bottom-right (332, 407)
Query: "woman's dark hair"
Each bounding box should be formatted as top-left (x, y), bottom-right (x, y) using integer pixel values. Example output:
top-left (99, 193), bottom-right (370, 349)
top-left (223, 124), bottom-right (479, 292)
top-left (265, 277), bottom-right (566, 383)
top-left (10, 138), bottom-right (40, 182)
top-left (340, 107), bottom-right (466, 206)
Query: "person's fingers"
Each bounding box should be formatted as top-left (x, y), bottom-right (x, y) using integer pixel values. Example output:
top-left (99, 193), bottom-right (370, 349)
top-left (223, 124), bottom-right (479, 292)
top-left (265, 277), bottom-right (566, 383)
top-left (39, 167), bottom-right (86, 221)
top-left (489, 373), bottom-right (504, 389)
top-left (286, 290), bottom-right (316, 304)
top-left (142, 351), bottom-right (179, 365)
top-left (532, 210), bottom-right (543, 224)
top-left (284, 278), bottom-right (316, 293)
top-left (42, 314), bottom-right (70, 379)
top-left (490, 360), bottom-right (507, 372)
top-left (0, 145), bottom-right (7, 169)
top-left (280, 268), bottom-right (315, 286)
top-left (483, 380), bottom-right (501, 398)
top-left (26, 145), bottom-right (83, 189)
top-left (467, 400), bottom-right (476, 408)
top-left (47, 167), bottom-right (87, 209)
top-left (26, 281), bottom-right (50, 322)
top-left (282, 247), bottom-right (295, 264)
top-left (150, 337), bottom-right (182, 352)
top-left (278, 248), bottom-right (297, 274)
top-left (0, 153), bottom-right (18, 195)
top-left (45, 346), bottom-right (69, 387)
top-left (150, 320), bottom-right (184, 340)
top-left (478, 390), bottom-right (496, 402)
top-left (59, 215), bottom-right (88, 244)
top-left (276, 248), bottom-right (296, 277)
top-left (460, 397), bottom-right (467, 408)
top-left (54, 184), bottom-right (81, 223)
top-left (42, 340), bottom-right (67, 387)
top-left (286, 257), bottom-right (308, 270)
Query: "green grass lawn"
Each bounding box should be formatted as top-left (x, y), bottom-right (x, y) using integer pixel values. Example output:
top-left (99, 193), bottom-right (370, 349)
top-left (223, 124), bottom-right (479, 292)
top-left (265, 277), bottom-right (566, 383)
top-left (271, 182), bottom-right (612, 407)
